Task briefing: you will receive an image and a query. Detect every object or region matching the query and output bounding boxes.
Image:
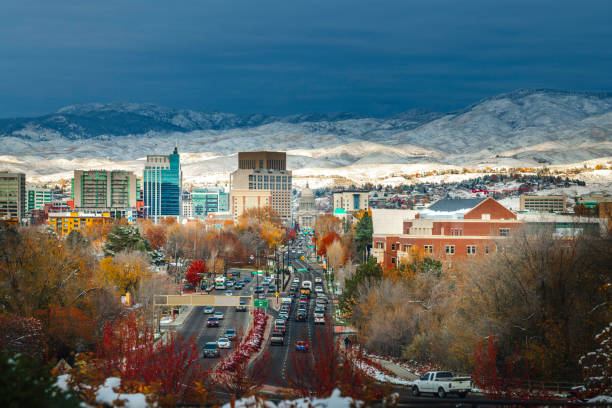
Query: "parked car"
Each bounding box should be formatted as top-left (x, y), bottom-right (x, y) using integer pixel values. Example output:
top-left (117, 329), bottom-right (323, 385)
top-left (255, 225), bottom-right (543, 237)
top-left (206, 317), bottom-right (219, 327)
top-left (202, 342), bottom-right (219, 358)
top-left (217, 337), bottom-right (231, 349)
top-left (203, 306), bottom-right (214, 314)
top-left (410, 371), bottom-right (471, 398)
top-left (295, 340), bottom-right (309, 352)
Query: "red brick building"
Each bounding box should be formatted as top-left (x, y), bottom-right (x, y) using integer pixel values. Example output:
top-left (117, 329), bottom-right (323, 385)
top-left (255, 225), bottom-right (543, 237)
top-left (372, 197), bottom-right (520, 267)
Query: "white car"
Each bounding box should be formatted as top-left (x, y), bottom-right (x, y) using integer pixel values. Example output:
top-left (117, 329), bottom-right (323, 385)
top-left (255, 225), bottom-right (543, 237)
top-left (293, 277), bottom-right (300, 283)
top-left (203, 306), bottom-right (214, 314)
top-left (314, 286), bottom-right (323, 293)
top-left (314, 315), bottom-right (325, 324)
top-left (217, 337), bottom-right (231, 349)
top-left (225, 290), bottom-right (233, 296)
top-left (214, 311), bottom-right (224, 320)
top-left (314, 277), bottom-right (323, 284)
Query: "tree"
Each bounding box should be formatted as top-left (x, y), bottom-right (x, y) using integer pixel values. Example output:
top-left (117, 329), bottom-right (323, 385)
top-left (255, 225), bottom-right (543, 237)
top-left (0, 313), bottom-right (47, 360)
top-left (98, 251), bottom-right (149, 295)
top-left (353, 211), bottom-right (373, 257)
top-left (0, 352), bottom-right (81, 408)
top-left (314, 214), bottom-right (342, 238)
top-left (338, 258), bottom-right (382, 318)
top-left (317, 231), bottom-right (341, 257)
top-left (326, 240), bottom-right (344, 274)
top-left (185, 260), bottom-right (207, 286)
top-left (103, 225), bottom-right (150, 257)
top-left (35, 305), bottom-right (96, 360)
top-left (142, 224), bottom-right (167, 250)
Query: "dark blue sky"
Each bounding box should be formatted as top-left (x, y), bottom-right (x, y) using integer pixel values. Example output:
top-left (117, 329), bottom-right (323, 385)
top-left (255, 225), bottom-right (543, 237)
top-left (1, 0), bottom-right (611, 117)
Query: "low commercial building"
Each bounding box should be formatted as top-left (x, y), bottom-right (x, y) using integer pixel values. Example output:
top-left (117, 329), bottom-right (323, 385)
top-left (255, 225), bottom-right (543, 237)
top-left (48, 211), bottom-right (114, 236)
top-left (520, 194), bottom-right (566, 213)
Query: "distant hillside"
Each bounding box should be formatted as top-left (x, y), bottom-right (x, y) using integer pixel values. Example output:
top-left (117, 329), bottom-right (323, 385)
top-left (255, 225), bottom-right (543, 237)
top-left (0, 89), bottom-right (610, 183)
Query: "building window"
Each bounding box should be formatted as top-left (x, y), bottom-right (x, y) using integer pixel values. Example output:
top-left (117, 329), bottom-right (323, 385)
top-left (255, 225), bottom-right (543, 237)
top-left (445, 245), bottom-right (455, 255)
top-left (403, 244), bottom-right (411, 251)
top-left (391, 257), bottom-right (396, 264)
top-left (499, 228), bottom-right (510, 236)
top-left (485, 246), bottom-right (489, 254)
top-left (376, 242), bottom-right (383, 249)
top-left (467, 245), bottom-right (476, 255)
top-left (424, 245), bottom-right (433, 254)
top-left (391, 243), bottom-right (395, 251)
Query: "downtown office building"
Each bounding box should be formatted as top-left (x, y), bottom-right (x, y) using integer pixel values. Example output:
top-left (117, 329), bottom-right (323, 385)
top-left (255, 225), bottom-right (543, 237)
top-left (143, 147), bottom-right (183, 223)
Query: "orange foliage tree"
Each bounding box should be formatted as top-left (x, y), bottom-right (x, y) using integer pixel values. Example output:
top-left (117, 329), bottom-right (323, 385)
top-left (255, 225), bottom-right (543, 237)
top-left (142, 224), bottom-right (167, 250)
top-left (317, 231), bottom-right (341, 257)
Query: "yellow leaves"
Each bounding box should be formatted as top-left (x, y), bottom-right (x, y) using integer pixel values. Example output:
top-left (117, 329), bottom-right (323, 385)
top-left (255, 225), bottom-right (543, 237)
top-left (98, 252), bottom-right (149, 295)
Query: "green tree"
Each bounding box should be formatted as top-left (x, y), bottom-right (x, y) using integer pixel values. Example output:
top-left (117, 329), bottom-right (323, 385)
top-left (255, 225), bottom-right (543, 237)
top-left (0, 352), bottom-right (81, 408)
top-left (339, 258), bottom-right (382, 317)
top-left (353, 212), bottom-right (373, 257)
top-left (103, 225), bottom-right (150, 257)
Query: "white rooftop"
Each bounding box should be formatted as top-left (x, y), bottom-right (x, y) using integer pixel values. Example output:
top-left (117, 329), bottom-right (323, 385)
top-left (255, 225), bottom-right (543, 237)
top-left (372, 209), bottom-right (417, 235)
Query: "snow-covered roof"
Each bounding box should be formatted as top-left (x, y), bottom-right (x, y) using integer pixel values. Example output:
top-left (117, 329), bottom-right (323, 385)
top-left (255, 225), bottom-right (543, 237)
top-left (372, 209), bottom-right (416, 235)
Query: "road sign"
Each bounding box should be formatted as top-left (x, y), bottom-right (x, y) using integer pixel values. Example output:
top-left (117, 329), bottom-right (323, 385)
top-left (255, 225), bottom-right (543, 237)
top-left (254, 299), bottom-right (268, 308)
top-left (251, 270), bottom-right (264, 276)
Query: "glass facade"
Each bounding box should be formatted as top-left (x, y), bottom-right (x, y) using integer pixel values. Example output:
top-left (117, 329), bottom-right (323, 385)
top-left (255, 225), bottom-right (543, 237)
top-left (192, 188), bottom-right (229, 216)
top-left (143, 148), bottom-right (182, 222)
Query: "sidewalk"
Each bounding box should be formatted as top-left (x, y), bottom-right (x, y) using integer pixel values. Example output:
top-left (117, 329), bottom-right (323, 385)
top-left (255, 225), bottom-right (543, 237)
top-left (371, 357), bottom-right (418, 381)
top-left (159, 306), bottom-right (194, 328)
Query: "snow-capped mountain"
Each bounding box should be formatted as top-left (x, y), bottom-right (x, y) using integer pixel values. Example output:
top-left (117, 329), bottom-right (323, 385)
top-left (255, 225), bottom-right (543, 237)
top-left (0, 89), bottom-right (610, 185)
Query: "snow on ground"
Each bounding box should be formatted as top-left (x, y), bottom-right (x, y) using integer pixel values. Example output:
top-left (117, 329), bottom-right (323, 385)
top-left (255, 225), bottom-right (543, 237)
top-left (355, 361), bottom-right (413, 386)
top-left (223, 389), bottom-right (363, 408)
top-left (588, 395), bottom-right (612, 403)
top-left (55, 375), bottom-right (149, 408)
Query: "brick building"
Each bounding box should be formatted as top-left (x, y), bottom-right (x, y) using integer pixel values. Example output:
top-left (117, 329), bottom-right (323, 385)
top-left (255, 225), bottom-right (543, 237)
top-left (372, 198), bottom-right (520, 267)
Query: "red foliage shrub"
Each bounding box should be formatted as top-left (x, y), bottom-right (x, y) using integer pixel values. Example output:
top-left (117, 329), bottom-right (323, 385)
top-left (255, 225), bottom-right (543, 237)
top-left (186, 260), bottom-right (207, 286)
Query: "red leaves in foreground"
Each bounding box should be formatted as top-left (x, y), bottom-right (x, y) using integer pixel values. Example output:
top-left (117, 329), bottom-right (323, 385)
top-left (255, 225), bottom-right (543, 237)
top-left (0, 313), bottom-right (47, 360)
top-left (96, 313), bottom-right (205, 400)
top-left (287, 321), bottom-right (386, 400)
top-left (472, 335), bottom-right (559, 401)
top-left (214, 310), bottom-right (270, 397)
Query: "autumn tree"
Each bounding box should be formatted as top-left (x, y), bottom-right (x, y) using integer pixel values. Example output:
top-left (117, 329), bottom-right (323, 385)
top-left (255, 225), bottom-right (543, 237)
top-left (314, 214), bottom-right (342, 238)
top-left (185, 260), bottom-right (207, 286)
top-left (317, 231), bottom-right (341, 257)
top-left (98, 251), bottom-right (150, 295)
top-left (142, 224), bottom-right (167, 250)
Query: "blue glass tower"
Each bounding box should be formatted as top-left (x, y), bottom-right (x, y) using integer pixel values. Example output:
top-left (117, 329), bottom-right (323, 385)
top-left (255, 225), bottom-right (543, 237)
top-left (143, 147), bottom-right (183, 222)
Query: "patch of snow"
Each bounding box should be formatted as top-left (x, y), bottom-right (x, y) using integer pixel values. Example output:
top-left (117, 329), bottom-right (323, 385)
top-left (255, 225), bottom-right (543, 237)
top-left (95, 377), bottom-right (149, 408)
top-left (223, 389), bottom-right (362, 408)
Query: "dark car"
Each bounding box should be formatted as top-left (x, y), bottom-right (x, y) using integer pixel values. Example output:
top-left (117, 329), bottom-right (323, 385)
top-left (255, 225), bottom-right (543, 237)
top-left (243, 277), bottom-right (250, 283)
top-left (295, 310), bottom-right (307, 321)
top-left (270, 330), bottom-right (284, 345)
top-left (296, 340), bottom-right (309, 352)
top-left (206, 317), bottom-right (220, 327)
top-left (202, 342), bottom-right (219, 358)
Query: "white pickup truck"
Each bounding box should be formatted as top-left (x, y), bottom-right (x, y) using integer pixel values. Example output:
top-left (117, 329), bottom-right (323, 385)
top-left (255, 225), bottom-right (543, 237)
top-left (411, 371), bottom-right (471, 398)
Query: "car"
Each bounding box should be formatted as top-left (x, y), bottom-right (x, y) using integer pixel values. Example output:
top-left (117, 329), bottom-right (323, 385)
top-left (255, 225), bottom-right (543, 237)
top-left (275, 322), bottom-right (287, 334)
top-left (226, 280), bottom-right (235, 287)
top-left (236, 302), bottom-right (247, 312)
top-left (255, 286), bottom-right (264, 294)
top-left (295, 310), bottom-right (307, 322)
top-left (314, 305), bottom-right (325, 314)
top-left (314, 277), bottom-right (323, 284)
top-left (279, 312), bottom-right (289, 320)
top-left (234, 284), bottom-right (243, 291)
top-left (314, 286), bottom-right (323, 293)
top-left (206, 317), bottom-right (219, 327)
top-left (225, 290), bottom-right (233, 296)
top-left (270, 330), bottom-right (284, 345)
top-left (204, 284), bottom-right (215, 293)
top-left (257, 293), bottom-right (266, 299)
top-left (295, 340), bottom-right (309, 352)
top-left (202, 342), bottom-right (220, 358)
top-left (214, 311), bottom-right (224, 320)
top-left (314, 311), bottom-right (324, 319)
top-left (314, 315), bottom-right (325, 324)
top-left (267, 286), bottom-right (276, 293)
top-left (225, 328), bottom-right (236, 340)
top-left (293, 277), bottom-right (300, 283)
top-left (243, 277), bottom-right (250, 283)
top-left (217, 337), bottom-right (231, 349)
top-left (204, 306), bottom-right (215, 314)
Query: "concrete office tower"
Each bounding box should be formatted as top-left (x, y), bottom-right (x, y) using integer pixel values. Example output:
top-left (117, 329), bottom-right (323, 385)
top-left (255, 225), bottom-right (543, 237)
top-left (73, 170), bottom-right (137, 209)
top-left (144, 146), bottom-right (183, 223)
top-left (231, 151), bottom-right (292, 224)
top-left (0, 171), bottom-right (26, 221)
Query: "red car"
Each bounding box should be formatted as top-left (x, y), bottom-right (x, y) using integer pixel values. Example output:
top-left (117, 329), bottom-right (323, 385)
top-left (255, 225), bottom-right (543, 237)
top-left (295, 340), bottom-right (309, 352)
top-left (207, 317), bottom-right (219, 327)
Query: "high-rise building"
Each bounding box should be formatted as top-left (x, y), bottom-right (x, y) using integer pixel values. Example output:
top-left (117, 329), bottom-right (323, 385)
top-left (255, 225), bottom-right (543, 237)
top-left (0, 171), bottom-right (26, 222)
top-left (73, 170), bottom-right (137, 210)
top-left (27, 187), bottom-right (52, 212)
top-left (143, 147), bottom-right (183, 222)
top-left (192, 187), bottom-right (229, 216)
top-left (230, 151), bottom-right (292, 224)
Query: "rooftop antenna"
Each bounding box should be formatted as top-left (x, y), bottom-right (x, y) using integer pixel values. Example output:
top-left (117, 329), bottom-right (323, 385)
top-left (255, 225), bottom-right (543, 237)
top-left (173, 139), bottom-right (178, 154)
